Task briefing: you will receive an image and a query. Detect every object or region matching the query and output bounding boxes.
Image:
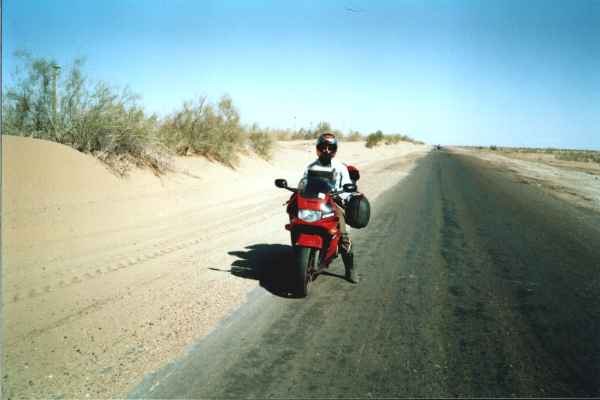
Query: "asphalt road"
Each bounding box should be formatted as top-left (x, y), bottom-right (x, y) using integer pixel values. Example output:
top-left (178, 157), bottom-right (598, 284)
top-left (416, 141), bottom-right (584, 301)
top-left (130, 151), bottom-right (600, 398)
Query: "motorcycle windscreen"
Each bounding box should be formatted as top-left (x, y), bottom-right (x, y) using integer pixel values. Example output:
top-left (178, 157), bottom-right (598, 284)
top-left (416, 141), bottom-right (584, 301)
top-left (298, 176), bottom-right (334, 199)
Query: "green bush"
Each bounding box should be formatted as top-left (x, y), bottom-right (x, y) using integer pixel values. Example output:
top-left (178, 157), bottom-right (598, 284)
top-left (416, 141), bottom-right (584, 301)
top-left (365, 131), bottom-right (423, 147)
top-left (366, 130), bottom-right (384, 148)
top-left (385, 134), bottom-right (404, 145)
top-left (346, 130), bottom-right (363, 141)
top-left (384, 134), bottom-right (421, 145)
top-left (246, 124), bottom-right (274, 160)
top-left (289, 128), bottom-right (307, 140)
top-left (2, 52), bottom-right (168, 175)
top-left (159, 95), bottom-right (244, 166)
top-left (267, 123), bottom-right (359, 142)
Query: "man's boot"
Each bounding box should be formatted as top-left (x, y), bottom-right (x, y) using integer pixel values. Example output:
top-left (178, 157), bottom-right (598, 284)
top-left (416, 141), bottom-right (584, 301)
top-left (342, 251), bottom-right (358, 283)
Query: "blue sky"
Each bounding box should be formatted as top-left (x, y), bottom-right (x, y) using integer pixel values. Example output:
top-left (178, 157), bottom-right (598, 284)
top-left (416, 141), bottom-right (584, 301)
top-left (3, 0), bottom-right (599, 149)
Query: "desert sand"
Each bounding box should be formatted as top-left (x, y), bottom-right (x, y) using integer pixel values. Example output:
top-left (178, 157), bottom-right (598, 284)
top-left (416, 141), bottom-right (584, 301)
top-left (1, 135), bottom-right (430, 399)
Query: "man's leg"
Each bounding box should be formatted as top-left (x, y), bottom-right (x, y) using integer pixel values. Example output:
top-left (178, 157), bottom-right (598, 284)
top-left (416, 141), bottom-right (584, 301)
top-left (336, 207), bottom-right (358, 283)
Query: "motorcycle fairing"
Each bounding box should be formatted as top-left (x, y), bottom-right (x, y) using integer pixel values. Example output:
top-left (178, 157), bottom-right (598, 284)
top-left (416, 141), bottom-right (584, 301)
top-left (296, 233), bottom-right (323, 249)
top-left (291, 224), bottom-right (339, 263)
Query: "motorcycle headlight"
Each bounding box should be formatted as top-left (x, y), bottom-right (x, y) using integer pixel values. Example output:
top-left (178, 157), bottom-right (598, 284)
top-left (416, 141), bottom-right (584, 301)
top-left (298, 209), bottom-right (322, 222)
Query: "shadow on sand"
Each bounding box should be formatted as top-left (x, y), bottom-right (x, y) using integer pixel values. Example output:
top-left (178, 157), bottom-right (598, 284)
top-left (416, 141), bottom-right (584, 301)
top-left (231, 243), bottom-right (296, 297)
top-left (210, 244), bottom-right (346, 298)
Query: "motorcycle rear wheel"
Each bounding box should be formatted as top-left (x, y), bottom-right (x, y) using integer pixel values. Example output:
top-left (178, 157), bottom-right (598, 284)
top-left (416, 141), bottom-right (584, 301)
top-left (294, 246), bottom-right (316, 297)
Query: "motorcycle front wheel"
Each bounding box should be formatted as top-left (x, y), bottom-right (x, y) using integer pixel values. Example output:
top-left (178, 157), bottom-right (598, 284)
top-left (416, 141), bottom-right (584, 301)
top-left (294, 246), bottom-right (316, 297)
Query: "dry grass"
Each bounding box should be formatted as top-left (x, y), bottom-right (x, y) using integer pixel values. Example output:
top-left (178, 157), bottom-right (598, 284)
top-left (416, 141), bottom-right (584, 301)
top-left (158, 96), bottom-right (244, 167)
top-left (2, 54), bottom-right (170, 175)
top-left (246, 124), bottom-right (275, 160)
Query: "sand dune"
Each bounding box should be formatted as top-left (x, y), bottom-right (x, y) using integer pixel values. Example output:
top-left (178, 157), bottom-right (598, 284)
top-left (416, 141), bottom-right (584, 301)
top-left (1, 134), bottom-right (430, 399)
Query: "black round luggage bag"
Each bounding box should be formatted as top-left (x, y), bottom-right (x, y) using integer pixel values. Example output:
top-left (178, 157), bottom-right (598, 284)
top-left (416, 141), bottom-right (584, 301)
top-left (345, 194), bottom-right (371, 229)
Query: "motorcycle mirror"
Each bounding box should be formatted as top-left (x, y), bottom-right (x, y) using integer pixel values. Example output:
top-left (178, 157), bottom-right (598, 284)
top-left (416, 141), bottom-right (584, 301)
top-left (275, 179), bottom-right (288, 189)
top-left (343, 183), bottom-right (357, 193)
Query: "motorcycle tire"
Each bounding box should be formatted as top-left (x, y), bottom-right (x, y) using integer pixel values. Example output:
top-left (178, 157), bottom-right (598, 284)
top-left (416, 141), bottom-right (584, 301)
top-left (294, 246), bottom-right (315, 297)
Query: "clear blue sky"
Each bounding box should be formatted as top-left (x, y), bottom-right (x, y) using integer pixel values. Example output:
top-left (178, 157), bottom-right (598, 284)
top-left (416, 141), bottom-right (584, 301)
top-left (3, 0), bottom-right (599, 149)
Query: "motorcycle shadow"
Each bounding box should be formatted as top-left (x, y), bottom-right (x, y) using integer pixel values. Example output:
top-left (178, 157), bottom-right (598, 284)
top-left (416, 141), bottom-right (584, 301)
top-left (224, 244), bottom-right (348, 298)
top-left (227, 244), bottom-right (298, 298)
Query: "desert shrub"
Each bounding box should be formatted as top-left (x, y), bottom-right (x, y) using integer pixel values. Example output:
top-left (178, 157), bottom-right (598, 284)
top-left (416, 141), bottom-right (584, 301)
top-left (385, 133), bottom-right (422, 145)
top-left (384, 136), bottom-right (397, 145)
top-left (346, 130), bottom-right (363, 141)
top-left (489, 145), bottom-right (498, 151)
top-left (270, 129), bottom-right (291, 141)
top-left (303, 130), bottom-right (316, 140)
top-left (2, 51), bottom-right (58, 138)
top-left (2, 52), bottom-right (169, 175)
top-left (159, 95), bottom-right (244, 166)
top-left (271, 123), bottom-right (348, 141)
top-left (366, 130), bottom-right (384, 148)
top-left (63, 83), bottom-right (146, 152)
top-left (392, 134), bottom-right (405, 144)
top-left (261, 128), bottom-right (300, 141)
top-left (289, 128), bottom-right (307, 140)
top-left (364, 131), bottom-right (423, 147)
top-left (246, 124), bottom-right (274, 160)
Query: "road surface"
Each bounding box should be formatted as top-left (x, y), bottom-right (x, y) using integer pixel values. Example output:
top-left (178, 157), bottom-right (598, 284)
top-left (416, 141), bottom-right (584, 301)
top-left (130, 151), bottom-right (600, 398)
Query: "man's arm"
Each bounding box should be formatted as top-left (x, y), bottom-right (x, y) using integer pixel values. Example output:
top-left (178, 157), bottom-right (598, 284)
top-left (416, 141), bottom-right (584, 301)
top-left (338, 162), bottom-right (353, 202)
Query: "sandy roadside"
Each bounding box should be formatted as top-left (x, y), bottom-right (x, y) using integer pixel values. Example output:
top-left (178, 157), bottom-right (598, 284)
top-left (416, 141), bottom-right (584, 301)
top-left (1, 136), bottom-right (431, 399)
top-left (452, 147), bottom-right (600, 213)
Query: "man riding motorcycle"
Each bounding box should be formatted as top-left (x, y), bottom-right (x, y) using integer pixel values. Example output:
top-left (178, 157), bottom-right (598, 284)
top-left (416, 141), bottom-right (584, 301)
top-left (304, 133), bottom-right (358, 283)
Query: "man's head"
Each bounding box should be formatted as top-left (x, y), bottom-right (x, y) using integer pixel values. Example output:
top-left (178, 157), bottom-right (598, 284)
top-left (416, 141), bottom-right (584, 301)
top-left (316, 133), bottom-right (338, 165)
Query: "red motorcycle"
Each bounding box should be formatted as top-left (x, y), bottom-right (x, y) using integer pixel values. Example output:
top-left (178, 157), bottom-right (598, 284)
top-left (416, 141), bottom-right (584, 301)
top-left (275, 167), bottom-right (357, 297)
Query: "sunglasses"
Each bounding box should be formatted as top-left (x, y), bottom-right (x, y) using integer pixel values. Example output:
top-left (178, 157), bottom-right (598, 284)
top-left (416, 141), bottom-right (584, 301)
top-left (318, 143), bottom-right (337, 152)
